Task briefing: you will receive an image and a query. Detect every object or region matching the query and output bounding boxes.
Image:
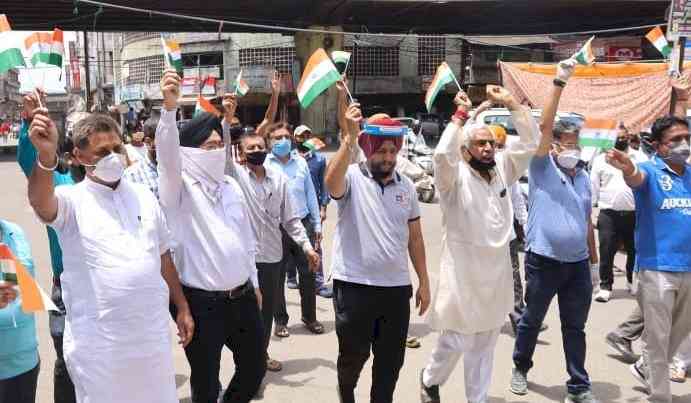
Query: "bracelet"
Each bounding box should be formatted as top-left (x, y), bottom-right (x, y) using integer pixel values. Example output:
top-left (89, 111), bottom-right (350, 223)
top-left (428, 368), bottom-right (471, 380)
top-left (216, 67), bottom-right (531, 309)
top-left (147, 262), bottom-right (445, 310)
top-left (553, 78), bottom-right (566, 88)
top-left (624, 164), bottom-right (639, 178)
top-left (36, 154), bottom-right (59, 171)
top-left (453, 109), bottom-right (469, 121)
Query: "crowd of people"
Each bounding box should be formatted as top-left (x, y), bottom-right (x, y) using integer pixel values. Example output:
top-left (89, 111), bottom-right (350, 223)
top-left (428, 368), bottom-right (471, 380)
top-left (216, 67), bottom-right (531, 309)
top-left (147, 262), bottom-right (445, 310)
top-left (0, 53), bottom-right (690, 403)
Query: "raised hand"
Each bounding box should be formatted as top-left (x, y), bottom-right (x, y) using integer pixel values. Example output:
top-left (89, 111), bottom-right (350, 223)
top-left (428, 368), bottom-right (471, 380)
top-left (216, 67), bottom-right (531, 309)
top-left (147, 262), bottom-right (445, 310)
top-left (270, 70), bottom-right (281, 95)
top-left (336, 74), bottom-right (349, 93)
top-left (672, 72), bottom-right (691, 97)
top-left (556, 58), bottom-right (577, 83)
top-left (222, 93), bottom-right (238, 120)
top-left (486, 85), bottom-right (517, 108)
top-left (453, 90), bottom-right (472, 110)
top-left (160, 69), bottom-right (181, 111)
top-left (29, 109), bottom-right (59, 159)
top-left (344, 103), bottom-right (363, 142)
top-left (0, 282), bottom-right (17, 309)
top-left (22, 89), bottom-right (46, 122)
top-left (605, 148), bottom-right (635, 175)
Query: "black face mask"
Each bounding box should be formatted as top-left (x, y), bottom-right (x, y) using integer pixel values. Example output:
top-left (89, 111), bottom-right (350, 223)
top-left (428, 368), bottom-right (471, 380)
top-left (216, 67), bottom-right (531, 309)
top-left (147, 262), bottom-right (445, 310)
top-left (469, 155), bottom-right (496, 171)
top-left (245, 151), bottom-right (268, 166)
top-left (614, 139), bottom-right (629, 151)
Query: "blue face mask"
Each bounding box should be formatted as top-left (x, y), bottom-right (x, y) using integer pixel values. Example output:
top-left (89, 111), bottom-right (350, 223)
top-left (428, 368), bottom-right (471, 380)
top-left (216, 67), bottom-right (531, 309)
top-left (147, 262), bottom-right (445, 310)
top-left (272, 138), bottom-right (292, 157)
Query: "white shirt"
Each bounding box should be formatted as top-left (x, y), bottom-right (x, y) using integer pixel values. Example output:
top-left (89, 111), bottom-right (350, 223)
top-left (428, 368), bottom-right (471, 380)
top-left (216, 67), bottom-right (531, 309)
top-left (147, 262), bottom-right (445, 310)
top-left (44, 178), bottom-right (178, 403)
top-left (126, 143), bottom-right (148, 165)
top-left (156, 109), bottom-right (258, 291)
top-left (591, 148), bottom-right (648, 211)
top-left (426, 106), bottom-right (539, 334)
top-left (510, 182), bottom-right (528, 227)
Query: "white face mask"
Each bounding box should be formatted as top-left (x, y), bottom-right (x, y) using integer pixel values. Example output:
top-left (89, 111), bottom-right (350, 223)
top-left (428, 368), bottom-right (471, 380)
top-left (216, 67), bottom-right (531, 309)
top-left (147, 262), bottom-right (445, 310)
top-left (556, 149), bottom-right (581, 170)
top-left (82, 152), bottom-right (126, 183)
top-left (180, 147), bottom-right (226, 185)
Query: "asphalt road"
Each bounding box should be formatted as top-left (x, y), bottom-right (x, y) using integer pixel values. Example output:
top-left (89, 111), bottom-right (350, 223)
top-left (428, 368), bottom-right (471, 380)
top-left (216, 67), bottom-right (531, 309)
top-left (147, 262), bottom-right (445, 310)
top-left (1, 153), bottom-right (689, 403)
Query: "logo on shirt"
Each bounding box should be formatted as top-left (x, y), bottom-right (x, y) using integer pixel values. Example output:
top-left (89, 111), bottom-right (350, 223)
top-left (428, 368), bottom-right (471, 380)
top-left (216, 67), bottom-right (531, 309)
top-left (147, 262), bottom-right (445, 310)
top-left (395, 191), bottom-right (411, 208)
top-left (658, 175), bottom-right (673, 191)
top-left (659, 197), bottom-right (691, 212)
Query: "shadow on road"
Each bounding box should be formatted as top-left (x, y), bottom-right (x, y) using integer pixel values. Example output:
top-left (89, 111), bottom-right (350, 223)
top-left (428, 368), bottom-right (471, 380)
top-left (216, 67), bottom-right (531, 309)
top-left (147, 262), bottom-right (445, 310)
top-left (263, 357), bottom-right (338, 388)
top-left (527, 380), bottom-right (621, 402)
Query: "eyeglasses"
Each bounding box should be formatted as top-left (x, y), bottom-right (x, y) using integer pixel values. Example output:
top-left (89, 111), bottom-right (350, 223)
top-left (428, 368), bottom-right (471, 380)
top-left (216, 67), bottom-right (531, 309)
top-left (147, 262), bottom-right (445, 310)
top-left (200, 141), bottom-right (225, 151)
top-left (471, 139), bottom-right (495, 148)
top-left (662, 133), bottom-right (691, 146)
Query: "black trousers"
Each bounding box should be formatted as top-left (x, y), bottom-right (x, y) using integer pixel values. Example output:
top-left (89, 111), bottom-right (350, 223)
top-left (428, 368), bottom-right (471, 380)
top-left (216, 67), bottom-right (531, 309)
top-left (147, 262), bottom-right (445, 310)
top-left (597, 209), bottom-right (635, 290)
top-left (175, 284), bottom-right (266, 403)
top-left (333, 280), bottom-right (412, 403)
top-left (275, 217), bottom-right (317, 325)
top-left (49, 281), bottom-right (76, 403)
top-left (0, 363), bottom-right (39, 403)
top-left (256, 262), bottom-right (283, 355)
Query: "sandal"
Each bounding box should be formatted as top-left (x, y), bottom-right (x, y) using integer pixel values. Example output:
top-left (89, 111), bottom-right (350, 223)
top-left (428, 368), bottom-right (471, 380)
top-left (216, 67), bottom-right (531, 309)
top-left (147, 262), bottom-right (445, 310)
top-left (266, 358), bottom-right (283, 372)
top-left (406, 336), bottom-right (421, 349)
top-left (670, 363), bottom-right (687, 383)
top-left (302, 319), bottom-right (325, 334)
top-left (274, 325), bottom-right (290, 338)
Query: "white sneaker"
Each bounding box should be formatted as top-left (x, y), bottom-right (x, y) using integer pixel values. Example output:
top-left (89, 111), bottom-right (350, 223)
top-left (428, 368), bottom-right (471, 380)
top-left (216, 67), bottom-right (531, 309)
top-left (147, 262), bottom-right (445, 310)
top-left (595, 289), bottom-right (611, 303)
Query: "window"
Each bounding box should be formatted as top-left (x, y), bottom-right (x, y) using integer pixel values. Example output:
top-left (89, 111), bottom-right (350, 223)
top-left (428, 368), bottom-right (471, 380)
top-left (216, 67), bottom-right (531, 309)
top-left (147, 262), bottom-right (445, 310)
top-left (344, 46), bottom-right (399, 77)
top-left (124, 55), bottom-right (165, 85)
top-left (418, 36), bottom-right (446, 76)
top-left (123, 32), bottom-right (159, 46)
top-left (239, 47), bottom-right (296, 74)
top-left (182, 52), bottom-right (224, 79)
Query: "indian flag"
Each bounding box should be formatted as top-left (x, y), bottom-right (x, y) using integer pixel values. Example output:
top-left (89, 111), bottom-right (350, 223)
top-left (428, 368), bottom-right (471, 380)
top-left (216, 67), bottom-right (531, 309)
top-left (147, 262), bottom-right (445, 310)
top-left (297, 48), bottom-right (341, 109)
top-left (234, 70), bottom-right (249, 97)
top-left (304, 137), bottom-right (326, 151)
top-left (161, 35), bottom-right (183, 73)
top-left (331, 50), bottom-right (351, 74)
top-left (425, 62), bottom-right (457, 112)
top-left (194, 95), bottom-right (220, 117)
top-left (573, 36), bottom-right (595, 65)
top-left (25, 28), bottom-right (64, 68)
top-left (0, 244), bottom-right (58, 312)
top-left (578, 118), bottom-right (618, 149)
top-left (0, 15), bottom-right (27, 74)
top-left (646, 26), bottom-right (671, 58)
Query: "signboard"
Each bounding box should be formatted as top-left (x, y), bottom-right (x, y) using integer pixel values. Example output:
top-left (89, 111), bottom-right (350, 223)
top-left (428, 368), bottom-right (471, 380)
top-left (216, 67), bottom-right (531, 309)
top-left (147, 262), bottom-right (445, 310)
top-left (183, 66), bottom-right (221, 79)
top-left (669, 0), bottom-right (691, 39)
top-left (181, 77), bottom-right (198, 96)
top-left (120, 85), bottom-right (143, 102)
top-left (607, 46), bottom-right (642, 61)
top-left (68, 41), bottom-right (81, 92)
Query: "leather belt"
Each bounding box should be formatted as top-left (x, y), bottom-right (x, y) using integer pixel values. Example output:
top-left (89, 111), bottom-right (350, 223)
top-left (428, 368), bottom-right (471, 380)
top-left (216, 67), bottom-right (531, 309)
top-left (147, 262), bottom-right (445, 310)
top-left (182, 280), bottom-right (253, 300)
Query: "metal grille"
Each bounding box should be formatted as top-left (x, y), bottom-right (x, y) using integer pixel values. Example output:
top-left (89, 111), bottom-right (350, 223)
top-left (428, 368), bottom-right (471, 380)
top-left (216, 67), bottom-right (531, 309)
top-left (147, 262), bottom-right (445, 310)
top-left (418, 36), bottom-right (446, 76)
top-left (239, 47), bottom-right (296, 74)
top-left (344, 46), bottom-right (399, 77)
top-left (124, 55), bottom-right (165, 85)
top-left (123, 32), bottom-right (159, 46)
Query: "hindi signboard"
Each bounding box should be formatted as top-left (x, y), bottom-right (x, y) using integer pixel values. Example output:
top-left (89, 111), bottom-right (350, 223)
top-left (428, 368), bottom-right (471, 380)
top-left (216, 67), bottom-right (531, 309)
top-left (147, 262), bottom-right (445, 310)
top-left (669, 0), bottom-right (691, 39)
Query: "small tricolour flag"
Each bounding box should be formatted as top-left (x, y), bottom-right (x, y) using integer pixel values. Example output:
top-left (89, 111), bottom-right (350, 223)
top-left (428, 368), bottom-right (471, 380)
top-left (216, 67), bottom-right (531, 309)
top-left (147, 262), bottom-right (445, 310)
top-left (646, 26), bottom-right (671, 58)
top-left (0, 15), bottom-right (27, 74)
top-left (425, 62), bottom-right (458, 112)
top-left (194, 95), bottom-right (221, 117)
top-left (573, 36), bottom-right (595, 65)
top-left (331, 50), bottom-right (351, 74)
top-left (202, 76), bottom-right (216, 95)
top-left (578, 118), bottom-right (618, 149)
top-left (0, 244), bottom-right (58, 312)
top-left (234, 70), bottom-right (249, 97)
top-left (25, 28), bottom-right (64, 68)
top-left (161, 35), bottom-right (183, 74)
top-left (303, 137), bottom-right (326, 151)
top-left (297, 48), bottom-right (341, 109)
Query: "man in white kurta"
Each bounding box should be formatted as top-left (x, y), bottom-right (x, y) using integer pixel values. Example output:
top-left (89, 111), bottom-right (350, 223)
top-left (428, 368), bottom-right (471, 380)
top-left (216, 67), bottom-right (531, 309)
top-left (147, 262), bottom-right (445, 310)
top-left (26, 112), bottom-right (191, 403)
top-left (421, 87), bottom-right (539, 403)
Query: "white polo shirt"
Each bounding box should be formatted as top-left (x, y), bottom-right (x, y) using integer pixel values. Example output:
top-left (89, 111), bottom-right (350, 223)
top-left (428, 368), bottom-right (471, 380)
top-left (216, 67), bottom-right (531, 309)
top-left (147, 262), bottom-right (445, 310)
top-left (330, 163), bottom-right (420, 287)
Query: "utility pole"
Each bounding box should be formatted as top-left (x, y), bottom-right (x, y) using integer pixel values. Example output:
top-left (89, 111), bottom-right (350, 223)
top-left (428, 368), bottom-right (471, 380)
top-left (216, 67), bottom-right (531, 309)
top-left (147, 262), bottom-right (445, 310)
top-left (83, 31), bottom-right (92, 112)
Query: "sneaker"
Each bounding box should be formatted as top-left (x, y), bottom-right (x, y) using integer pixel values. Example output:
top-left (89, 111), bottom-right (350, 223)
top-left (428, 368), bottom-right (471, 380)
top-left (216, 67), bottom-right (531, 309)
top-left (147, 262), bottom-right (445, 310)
top-left (630, 359), bottom-right (650, 392)
top-left (286, 277), bottom-right (299, 289)
top-left (317, 285), bottom-right (333, 298)
top-left (564, 390), bottom-right (600, 403)
top-left (605, 332), bottom-right (637, 363)
top-left (595, 289), bottom-right (611, 303)
top-left (420, 369), bottom-right (440, 403)
top-left (670, 362), bottom-right (687, 383)
top-left (509, 368), bottom-right (528, 395)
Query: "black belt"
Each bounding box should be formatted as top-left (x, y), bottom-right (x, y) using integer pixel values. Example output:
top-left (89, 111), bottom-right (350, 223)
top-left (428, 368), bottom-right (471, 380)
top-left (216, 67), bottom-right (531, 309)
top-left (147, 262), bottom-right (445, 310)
top-left (601, 209), bottom-right (635, 216)
top-left (182, 280), bottom-right (253, 300)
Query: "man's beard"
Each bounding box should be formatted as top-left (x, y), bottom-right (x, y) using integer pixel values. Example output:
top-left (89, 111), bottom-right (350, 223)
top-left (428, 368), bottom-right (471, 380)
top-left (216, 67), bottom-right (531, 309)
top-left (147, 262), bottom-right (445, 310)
top-left (370, 160), bottom-right (395, 180)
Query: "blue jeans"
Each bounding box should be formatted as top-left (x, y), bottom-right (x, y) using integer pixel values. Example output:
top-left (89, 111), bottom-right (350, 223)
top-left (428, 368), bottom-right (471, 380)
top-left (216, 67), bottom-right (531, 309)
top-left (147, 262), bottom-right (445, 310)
top-left (512, 252), bottom-right (593, 394)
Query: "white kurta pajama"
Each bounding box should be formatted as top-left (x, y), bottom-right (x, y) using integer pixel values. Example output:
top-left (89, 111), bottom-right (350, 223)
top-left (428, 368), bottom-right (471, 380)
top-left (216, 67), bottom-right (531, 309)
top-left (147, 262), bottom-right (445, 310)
top-left (423, 106), bottom-right (539, 403)
top-left (45, 178), bottom-right (177, 403)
